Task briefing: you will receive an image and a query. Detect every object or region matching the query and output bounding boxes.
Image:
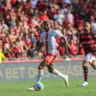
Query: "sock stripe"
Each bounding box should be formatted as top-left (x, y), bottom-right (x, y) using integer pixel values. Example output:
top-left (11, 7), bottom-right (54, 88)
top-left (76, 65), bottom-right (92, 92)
top-left (84, 72), bottom-right (88, 75)
top-left (83, 66), bottom-right (88, 82)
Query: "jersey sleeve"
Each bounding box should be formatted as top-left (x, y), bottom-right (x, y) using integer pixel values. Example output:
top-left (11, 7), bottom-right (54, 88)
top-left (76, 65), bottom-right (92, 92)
top-left (53, 30), bottom-right (63, 38)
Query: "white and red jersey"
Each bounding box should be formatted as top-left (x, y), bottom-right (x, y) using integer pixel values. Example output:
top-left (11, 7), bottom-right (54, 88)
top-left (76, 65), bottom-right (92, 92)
top-left (40, 29), bottom-right (63, 55)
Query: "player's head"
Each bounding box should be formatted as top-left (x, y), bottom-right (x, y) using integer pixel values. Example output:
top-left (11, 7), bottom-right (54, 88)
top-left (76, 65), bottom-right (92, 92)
top-left (84, 22), bottom-right (91, 32)
top-left (43, 20), bottom-right (51, 32)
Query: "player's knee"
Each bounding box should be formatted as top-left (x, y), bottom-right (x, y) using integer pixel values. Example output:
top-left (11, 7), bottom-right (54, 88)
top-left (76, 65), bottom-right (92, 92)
top-left (48, 68), bottom-right (54, 73)
top-left (82, 60), bottom-right (89, 67)
top-left (82, 64), bottom-right (86, 68)
top-left (47, 65), bottom-right (54, 73)
top-left (38, 66), bottom-right (43, 70)
top-left (38, 60), bottom-right (46, 70)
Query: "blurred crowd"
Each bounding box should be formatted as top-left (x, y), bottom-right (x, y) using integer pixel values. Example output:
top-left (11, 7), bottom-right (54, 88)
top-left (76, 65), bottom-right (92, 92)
top-left (0, 0), bottom-right (96, 60)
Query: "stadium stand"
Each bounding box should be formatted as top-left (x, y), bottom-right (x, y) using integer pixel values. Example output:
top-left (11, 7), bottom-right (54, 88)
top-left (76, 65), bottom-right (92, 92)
top-left (0, 0), bottom-right (96, 61)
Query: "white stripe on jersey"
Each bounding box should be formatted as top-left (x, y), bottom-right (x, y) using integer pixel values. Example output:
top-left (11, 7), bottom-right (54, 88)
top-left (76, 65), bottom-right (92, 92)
top-left (40, 29), bottom-right (63, 55)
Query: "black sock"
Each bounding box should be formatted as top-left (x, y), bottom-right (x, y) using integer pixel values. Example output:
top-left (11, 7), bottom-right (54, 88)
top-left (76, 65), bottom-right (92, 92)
top-left (83, 66), bottom-right (88, 82)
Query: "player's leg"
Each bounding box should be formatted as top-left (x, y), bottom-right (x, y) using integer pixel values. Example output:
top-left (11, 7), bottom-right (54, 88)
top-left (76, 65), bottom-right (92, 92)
top-left (47, 64), bottom-right (69, 87)
top-left (81, 60), bottom-right (89, 87)
top-left (81, 53), bottom-right (95, 87)
top-left (28, 60), bottom-right (47, 91)
top-left (45, 53), bottom-right (69, 87)
top-left (36, 60), bottom-right (47, 82)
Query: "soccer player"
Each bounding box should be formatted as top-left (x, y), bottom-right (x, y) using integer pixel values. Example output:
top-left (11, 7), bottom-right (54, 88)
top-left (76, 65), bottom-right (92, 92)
top-left (79, 22), bottom-right (96, 87)
top-left (28, 20), bottom-right (69, 91)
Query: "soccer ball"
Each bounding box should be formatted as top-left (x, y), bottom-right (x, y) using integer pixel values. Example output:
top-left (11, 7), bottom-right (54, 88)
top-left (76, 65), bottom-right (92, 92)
top-left (34, 82), bottom-right (44, 91)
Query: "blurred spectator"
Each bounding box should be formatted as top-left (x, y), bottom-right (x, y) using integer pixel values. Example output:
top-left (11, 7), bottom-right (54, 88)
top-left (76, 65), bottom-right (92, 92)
top-left (65, 10), bottom-right (74, 25)
top-left (54, 9), bottom-right (65, 25)
top-left (0, 40), bottom-right (5, 63)
top-left (31, 0), bottom-right (38, 8)
top-left (68, 29), bottom-right (79, 56)
top-left (3, 36), bottom-right (10, 49)
top-left (0, 0), bottom-right (96, 60)
top-left (90, 15), bottom-right (96, 33)
top-left (64, 0), bottom-right (71, 5)
top-left (39, 11), bottom-right (49, 21)
top-left (8, 28), bottom-right (18, 42)
top-left (61, 3), bottom-right (68, 16)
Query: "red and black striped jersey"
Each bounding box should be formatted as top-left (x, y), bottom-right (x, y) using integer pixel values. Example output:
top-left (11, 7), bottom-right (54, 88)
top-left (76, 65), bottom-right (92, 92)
top-left (79, 31), bottom-right (96, 55)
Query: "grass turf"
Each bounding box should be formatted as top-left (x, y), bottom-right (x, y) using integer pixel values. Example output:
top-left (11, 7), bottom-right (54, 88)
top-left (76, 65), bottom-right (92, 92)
top-left (0, 79), bottom-right (96, 96)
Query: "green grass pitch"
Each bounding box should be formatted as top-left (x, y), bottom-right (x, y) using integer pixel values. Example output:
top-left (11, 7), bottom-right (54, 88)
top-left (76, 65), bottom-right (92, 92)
top-left (0, 79), bottom-right (96, 96)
